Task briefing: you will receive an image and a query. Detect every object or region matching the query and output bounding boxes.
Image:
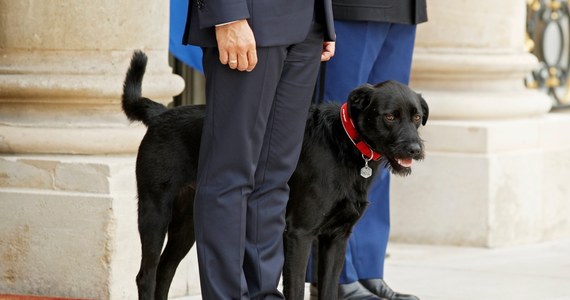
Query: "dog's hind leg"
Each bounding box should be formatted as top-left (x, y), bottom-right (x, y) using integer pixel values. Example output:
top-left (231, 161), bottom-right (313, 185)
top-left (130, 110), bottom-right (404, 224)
top-left (282, 229), bottom-right (314, 300)
top-left (317, 235), bottom-right (349, 300)
top-left (154, 187), bottom-right (196, 300)
top-left (136, 191), bottom-right (175, 300)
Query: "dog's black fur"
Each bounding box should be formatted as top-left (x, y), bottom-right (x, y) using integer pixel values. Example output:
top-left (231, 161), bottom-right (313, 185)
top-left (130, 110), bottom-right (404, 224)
top-left (123, 51), bottom-right (428, 300)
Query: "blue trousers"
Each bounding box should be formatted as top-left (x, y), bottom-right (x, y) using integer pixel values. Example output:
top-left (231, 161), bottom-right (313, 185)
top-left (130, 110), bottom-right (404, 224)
top-left (308, 20), bottom-right (417, 284)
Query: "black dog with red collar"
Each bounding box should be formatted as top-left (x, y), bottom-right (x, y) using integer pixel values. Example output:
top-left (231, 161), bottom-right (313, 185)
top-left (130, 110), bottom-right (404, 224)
top-left (285, 81), bottom-right (427, 299)
top-left (123, 51), bottom-right (428, 300)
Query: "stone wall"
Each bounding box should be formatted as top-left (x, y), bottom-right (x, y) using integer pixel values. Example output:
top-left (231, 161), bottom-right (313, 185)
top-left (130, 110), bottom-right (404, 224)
top-left (0, 0), bottom-right (191, 298)
top-left (390, 0), bottom-right (570, 247)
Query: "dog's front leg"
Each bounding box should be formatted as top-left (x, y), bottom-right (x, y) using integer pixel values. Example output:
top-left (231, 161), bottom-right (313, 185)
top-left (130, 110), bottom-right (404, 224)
top-left (282, 229), bottom-right (314, 300)
top-left (317, 235), bottom-right (349, 300)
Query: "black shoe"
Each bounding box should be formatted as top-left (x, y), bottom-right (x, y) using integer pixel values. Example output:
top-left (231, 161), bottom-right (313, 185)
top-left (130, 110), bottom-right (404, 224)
top-left (309, 282), bottom-right (383, 300)
top-left (338, 281), bottom-right (383, 300)
top-left (360, 279), bottom-right (419, 300)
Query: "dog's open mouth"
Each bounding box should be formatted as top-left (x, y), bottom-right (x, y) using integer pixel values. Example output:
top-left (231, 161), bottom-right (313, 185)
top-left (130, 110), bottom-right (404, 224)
top-left (396, 158), bottom-right (413, 168)
top-left (384, 155), bottom-right (421, 176)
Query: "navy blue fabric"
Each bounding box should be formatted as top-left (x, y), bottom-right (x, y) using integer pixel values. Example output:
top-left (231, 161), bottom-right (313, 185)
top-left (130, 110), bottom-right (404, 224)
top-left (307, 20), bottom-right (417, 284)
top-left (194, 22), bottom-right (325, 299)
top-left (183, 0), bottom-right (335, 47)
top-left (332, 0), bottom-right (427, 24)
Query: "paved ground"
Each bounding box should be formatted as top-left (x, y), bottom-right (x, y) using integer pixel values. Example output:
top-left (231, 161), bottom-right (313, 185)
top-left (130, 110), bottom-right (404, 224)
top-left (381, 238), bottom-right (570, 300)
top-left (178, 237), bottom-right (570, 300)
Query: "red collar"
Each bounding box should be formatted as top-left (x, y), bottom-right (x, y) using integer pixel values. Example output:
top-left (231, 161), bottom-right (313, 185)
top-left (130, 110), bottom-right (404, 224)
top-left (340, 103), bottom-right (381, 161)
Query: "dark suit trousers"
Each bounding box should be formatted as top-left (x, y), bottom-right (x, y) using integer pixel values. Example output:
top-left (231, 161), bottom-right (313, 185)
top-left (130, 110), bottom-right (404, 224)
top-left (194, 22), bottom-right (324, 299)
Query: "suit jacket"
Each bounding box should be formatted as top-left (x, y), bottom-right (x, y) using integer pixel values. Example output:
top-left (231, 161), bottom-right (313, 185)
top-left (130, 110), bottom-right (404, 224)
top-left (331, 0), bottom-right (427, 24)
top-left (183, 0), bottom-right (335, 48)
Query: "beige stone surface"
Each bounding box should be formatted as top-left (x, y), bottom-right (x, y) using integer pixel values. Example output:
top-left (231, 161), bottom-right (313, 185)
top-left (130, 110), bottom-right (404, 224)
top-left (0, 0), bottom-right (185, 155)
top-left (0, 158), bottom-right (55, 190)
top-left (415, 0), bottom-right (526, 50)
top-left (414, 88), bottom-right (551, 120)
top-left (387, 0), bottom-right (570, 247)
top-left (382, 240), bottom-right (570, 300)
top-left (0, 0), bottom-right (194, 298)
top-left (0, 0), bottom-right (168, 50)
top-left (390, 151), bottom-right (492, 246)
top-left (391, 114), bottom-right (570, 247)
top-left (0, 190), bottom-right (113, 298)
top-left (0, 0), bottom-right (194, 297)
top-left (541, 148), bottom-right (570, 240)
top-left (411, 0), bottom-right (552, 120)
top-left (1, 156), bottom-right (113, 193)
top-left (0, 125), bottom-right (148, 154)
top-left (0, 155), bottom-right (198, 299)
top-left (179, 240), bottom-right (570, 300)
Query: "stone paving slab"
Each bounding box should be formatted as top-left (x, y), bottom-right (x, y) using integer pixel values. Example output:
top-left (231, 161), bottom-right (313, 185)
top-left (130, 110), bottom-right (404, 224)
top-left (175, 238), bottom-right (570, 300)
top-left (384, 238), bottom-right (570, 300)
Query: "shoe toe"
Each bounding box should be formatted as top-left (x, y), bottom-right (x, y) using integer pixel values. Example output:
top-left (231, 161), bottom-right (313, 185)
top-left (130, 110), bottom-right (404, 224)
top-left (338, 281), bottom-right (382, 300)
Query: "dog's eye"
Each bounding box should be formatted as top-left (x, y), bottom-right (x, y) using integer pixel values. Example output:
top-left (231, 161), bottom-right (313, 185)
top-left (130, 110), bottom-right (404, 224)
top-left (413, 114), bottom-right (421, 123)
top-left (384, 114), bottom-right (395, 122)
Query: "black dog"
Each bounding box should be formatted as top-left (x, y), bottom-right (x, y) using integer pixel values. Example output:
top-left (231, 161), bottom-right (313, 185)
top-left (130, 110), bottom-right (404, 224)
top-left (123, 51), bottom-right (428, 300)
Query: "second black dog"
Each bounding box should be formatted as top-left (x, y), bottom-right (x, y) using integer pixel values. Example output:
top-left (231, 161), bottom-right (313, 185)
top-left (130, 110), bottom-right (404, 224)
top-left (123, 51), bottom-right (428, 300)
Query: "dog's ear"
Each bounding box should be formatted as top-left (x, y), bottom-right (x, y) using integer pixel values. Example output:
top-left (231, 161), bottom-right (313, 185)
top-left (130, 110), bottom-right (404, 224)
top-left (419, 93), bottom-right (429, 126)
top-left (348, 84), bottom-right (375, 111)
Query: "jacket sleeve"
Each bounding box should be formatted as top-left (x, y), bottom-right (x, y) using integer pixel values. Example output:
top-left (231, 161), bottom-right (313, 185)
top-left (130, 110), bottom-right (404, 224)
top-left (197, 0), bottom-right (250, 28)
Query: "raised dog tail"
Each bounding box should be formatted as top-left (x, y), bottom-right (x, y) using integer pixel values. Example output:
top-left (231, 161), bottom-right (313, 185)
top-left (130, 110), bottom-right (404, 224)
top-left (121, 50), bottom-right (168, 126)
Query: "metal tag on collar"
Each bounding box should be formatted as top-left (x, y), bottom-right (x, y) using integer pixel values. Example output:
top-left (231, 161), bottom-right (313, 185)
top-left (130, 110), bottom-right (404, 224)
top-left (360, 154), bottom-right (373, 179)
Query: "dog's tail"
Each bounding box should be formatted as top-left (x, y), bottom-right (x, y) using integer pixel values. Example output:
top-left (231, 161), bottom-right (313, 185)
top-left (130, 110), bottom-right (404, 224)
top-left (122, 50), bottom-right (168, 126)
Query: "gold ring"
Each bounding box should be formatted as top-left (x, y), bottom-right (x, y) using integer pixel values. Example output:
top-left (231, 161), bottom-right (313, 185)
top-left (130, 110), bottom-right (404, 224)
top-left (229, 60), bottom-right (237, 64)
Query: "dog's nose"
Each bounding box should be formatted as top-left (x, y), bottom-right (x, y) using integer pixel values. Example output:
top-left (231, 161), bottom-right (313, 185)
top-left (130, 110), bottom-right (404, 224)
top-left (407, 143), bottom-right (422, 156)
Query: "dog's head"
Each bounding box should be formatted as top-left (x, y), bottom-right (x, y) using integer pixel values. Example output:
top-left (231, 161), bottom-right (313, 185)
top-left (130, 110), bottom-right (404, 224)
top-left (347, 80), bottom-right (429, 176)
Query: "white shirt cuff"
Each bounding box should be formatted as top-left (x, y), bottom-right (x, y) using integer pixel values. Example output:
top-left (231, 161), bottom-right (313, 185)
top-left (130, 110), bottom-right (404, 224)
top-left (215, 20), bottom-right (241, 27)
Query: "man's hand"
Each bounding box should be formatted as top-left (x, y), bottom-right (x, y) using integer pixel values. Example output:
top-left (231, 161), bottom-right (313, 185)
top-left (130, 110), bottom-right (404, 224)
top-left (215, 19), bottom-right (257, 72)
top-left (321, 41), bottom-right (335, 62)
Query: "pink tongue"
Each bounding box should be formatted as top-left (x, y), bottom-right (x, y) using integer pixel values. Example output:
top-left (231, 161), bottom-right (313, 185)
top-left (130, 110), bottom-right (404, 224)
top-left (397, 158), bottom-right (413, 168)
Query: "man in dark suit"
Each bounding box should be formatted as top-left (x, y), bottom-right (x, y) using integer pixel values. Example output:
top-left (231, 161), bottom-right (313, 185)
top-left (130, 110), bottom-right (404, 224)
top-left (308, 1), bottom-right (427, 299)
top-left (182, 1), bottom-right (335, 298)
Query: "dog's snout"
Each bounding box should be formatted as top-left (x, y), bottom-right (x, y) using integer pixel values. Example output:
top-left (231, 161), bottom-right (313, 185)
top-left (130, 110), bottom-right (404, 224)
top-left (407, 143), bottom-right (422, 156)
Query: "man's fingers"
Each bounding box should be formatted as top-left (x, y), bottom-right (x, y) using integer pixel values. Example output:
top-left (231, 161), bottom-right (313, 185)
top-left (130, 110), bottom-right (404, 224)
top-left (215, 19), bottom-right (257, 72)
top-left (237, 53), bottom-right (249, 71)
top-left (247, 50), bottom-right (257, 72)
top-left (321, 41), bottom-right (335, 62)
top-left (228, 54), bottom-right (238, 69)
top-left (219, 51), bottom-right (229, 65)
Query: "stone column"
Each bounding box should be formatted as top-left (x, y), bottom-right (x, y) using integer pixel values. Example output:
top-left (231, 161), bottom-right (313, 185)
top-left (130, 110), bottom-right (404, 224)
top-left (0, 1), bottom-right (196, 299)
top-left (412, 0), bottom-right (551, 119)
top-left (390, 0), bottom-right (570, 247)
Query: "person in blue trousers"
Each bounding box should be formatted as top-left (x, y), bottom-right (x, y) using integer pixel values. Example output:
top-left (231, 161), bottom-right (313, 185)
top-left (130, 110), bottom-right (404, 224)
top-left (308, 1), bottom-right (427, 299)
